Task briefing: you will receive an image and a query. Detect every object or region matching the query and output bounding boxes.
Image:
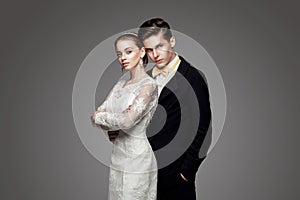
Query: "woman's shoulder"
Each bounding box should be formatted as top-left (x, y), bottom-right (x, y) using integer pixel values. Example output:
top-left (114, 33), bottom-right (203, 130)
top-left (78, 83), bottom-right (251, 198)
top-left (139, 77), bottom-right (158, 97)
top-left (142, 75), bottom-right (155, 83)
top-left (108, 79), bottom-right (125, 92)
top-left (139, 76), bottom-right (156, 87)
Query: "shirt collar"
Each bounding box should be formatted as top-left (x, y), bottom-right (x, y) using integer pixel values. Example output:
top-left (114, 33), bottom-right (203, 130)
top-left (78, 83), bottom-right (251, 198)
top-left (165, 53), bottom-right (180, 72)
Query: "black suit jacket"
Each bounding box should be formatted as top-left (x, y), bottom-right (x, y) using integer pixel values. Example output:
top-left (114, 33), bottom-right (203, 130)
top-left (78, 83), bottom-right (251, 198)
top-left (147, 56), bottom-right (211, 188)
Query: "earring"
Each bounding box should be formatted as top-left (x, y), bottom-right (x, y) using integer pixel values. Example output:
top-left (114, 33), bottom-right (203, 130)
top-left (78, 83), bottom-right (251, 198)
top-left (139, 58), bottom-right (143, 66)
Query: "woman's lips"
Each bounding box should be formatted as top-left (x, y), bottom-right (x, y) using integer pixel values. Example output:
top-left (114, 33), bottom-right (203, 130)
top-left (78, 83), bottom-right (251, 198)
top-left (122, 62), bottom-right (129, 67)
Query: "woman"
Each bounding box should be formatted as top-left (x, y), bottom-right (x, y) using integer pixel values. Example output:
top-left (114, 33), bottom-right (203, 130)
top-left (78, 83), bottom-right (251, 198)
top-left (91, 33), bottom-right (158, 200)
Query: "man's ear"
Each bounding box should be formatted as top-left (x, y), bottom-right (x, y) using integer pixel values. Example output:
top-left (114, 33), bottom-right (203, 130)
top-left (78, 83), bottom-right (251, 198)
top-left (170, 36), bottom-right (176, 48)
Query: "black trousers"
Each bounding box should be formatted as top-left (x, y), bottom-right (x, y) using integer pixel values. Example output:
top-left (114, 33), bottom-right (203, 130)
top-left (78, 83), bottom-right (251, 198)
top-left (157, 173), bottom-right (197, 200)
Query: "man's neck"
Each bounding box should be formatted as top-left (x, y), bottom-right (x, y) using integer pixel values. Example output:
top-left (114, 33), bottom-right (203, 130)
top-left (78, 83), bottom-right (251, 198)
top-left (161, 52), bottom-right (177, 70)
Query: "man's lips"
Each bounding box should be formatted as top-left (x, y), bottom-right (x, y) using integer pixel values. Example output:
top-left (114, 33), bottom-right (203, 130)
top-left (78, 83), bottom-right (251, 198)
top-left (155, 59), bottom-right (163, 64)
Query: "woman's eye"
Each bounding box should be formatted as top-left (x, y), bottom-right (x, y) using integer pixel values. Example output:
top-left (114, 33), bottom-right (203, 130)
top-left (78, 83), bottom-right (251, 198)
top-left (126, 50), bottom-right (132, 54)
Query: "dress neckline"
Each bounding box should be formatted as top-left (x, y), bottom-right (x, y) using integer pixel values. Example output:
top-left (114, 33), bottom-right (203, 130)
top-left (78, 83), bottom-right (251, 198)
top-left (121, 76), bottom-right (152, 89)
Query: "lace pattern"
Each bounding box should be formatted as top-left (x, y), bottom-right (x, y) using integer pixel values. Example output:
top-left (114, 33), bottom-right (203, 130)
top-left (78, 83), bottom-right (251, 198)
top-left (94, 78), bottom-right (158, 131)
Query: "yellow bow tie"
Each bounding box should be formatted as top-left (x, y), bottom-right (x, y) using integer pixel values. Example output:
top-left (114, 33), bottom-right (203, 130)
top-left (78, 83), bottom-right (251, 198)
top-left (152, 67), bottom-right (170, 77)
top-left (152, 57), bottom-right (180, 78)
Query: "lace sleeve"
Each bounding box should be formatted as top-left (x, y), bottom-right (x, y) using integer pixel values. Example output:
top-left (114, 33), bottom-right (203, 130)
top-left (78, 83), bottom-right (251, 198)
top-left (97, 100), bottom-right (107, 112)
top-left (94, 80), bottom-right (158, 130)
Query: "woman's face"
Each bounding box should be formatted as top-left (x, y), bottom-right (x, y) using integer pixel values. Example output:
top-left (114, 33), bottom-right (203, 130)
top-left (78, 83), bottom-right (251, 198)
top-left (115, 39), bottom-right (145, 71)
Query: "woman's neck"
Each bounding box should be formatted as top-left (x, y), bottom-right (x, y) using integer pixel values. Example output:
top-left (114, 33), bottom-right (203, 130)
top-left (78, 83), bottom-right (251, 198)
top-left (129, 64), bottom-right (147, 81)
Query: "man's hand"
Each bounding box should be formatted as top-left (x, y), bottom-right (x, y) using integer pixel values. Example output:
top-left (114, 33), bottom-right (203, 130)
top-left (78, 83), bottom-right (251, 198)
top-left (180, 173), bottom-right (188, 182)
top-left (108, 130), bottom-right (119, 142)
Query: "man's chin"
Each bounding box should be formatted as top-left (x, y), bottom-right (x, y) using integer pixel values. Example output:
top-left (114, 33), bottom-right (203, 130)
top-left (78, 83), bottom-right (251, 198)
top-left (155, 63), bottom-right (167, 69)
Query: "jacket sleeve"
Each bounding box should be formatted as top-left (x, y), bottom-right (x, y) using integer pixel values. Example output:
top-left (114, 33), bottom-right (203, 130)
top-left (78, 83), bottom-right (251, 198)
top-left (180, 67), bottom-right (212, 181)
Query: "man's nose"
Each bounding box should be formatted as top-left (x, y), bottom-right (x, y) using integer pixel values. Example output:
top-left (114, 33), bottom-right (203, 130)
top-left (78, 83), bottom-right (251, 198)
top-left (153, 49), bottom-right (158, 58)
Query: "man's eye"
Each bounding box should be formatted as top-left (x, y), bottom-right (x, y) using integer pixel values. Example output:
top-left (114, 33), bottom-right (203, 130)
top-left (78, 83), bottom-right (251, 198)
top-left (157, 44), bottom-right (164, 49)
top-left (145, 48), bottom-right (153, 52)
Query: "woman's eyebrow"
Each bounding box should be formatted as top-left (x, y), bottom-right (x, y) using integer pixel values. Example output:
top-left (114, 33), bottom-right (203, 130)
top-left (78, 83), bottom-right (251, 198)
top-left (124, 47), bottom-right (134, 50)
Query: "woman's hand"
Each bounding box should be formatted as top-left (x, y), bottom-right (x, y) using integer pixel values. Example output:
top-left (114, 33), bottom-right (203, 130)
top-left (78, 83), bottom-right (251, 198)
top-left (91, 110), bottom-right (104, 121)
top-left (122, 105), bottom-right (132, 113)
top-left (91, 110), bottom-right (111, 131)
top-left (91, 110), bottom-right (104, 127)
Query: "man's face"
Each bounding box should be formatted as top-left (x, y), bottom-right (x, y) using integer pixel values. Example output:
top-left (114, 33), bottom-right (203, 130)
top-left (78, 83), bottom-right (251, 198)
top-left (143, 32), bottom-right (176, 69)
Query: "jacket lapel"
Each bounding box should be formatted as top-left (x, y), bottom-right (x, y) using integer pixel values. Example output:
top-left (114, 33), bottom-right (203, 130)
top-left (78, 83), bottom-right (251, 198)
top-left (159, 57), bottom-right (188, 101)
top-left (149, 56), bottom-right (190, 102)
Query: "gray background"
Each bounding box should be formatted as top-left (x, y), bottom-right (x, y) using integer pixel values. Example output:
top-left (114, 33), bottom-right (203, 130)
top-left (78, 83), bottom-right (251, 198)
top-left (1, 0), bottom-right (299, 199)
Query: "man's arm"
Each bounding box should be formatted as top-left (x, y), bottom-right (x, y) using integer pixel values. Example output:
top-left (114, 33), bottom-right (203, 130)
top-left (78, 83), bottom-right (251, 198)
top-left (107, 130), bottom-right (119, 142)
top-left (180, 67), bottom-right (212, 181)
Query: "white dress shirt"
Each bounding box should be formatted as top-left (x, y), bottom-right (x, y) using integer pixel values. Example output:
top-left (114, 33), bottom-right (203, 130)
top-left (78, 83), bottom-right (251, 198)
top-left (153, 54), bottom-right (181, 95)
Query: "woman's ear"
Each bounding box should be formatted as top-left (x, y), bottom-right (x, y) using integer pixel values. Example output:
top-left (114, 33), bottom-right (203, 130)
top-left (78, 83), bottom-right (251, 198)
top-left (140, 47), bottom-right (146, 58)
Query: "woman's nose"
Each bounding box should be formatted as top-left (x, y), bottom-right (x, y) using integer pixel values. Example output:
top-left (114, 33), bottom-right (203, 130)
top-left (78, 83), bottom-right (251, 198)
top-left (121, 53), bottom-right (126, 60)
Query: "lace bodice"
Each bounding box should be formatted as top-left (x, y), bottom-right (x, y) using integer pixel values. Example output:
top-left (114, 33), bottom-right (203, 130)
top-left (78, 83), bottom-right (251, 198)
top-left (94, 77), bottom-right (158, 132)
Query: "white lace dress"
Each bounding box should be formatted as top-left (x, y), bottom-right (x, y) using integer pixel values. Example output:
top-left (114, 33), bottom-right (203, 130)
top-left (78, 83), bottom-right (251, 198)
top-left (94, 76), bottom-right (158, 200)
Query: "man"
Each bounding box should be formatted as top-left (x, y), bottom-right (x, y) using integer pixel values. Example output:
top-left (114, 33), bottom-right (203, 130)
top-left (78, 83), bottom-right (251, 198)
top-left (139, 18), bottom-right (211, 200)
top-left (109, 18), bottom-right (211, 200)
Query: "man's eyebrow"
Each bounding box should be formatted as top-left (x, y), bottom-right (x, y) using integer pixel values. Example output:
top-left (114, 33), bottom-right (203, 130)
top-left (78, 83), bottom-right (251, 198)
top-left (145, 43), bottom-right (163, 50)
top-left (155, 43), bottom-right (163, 48)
